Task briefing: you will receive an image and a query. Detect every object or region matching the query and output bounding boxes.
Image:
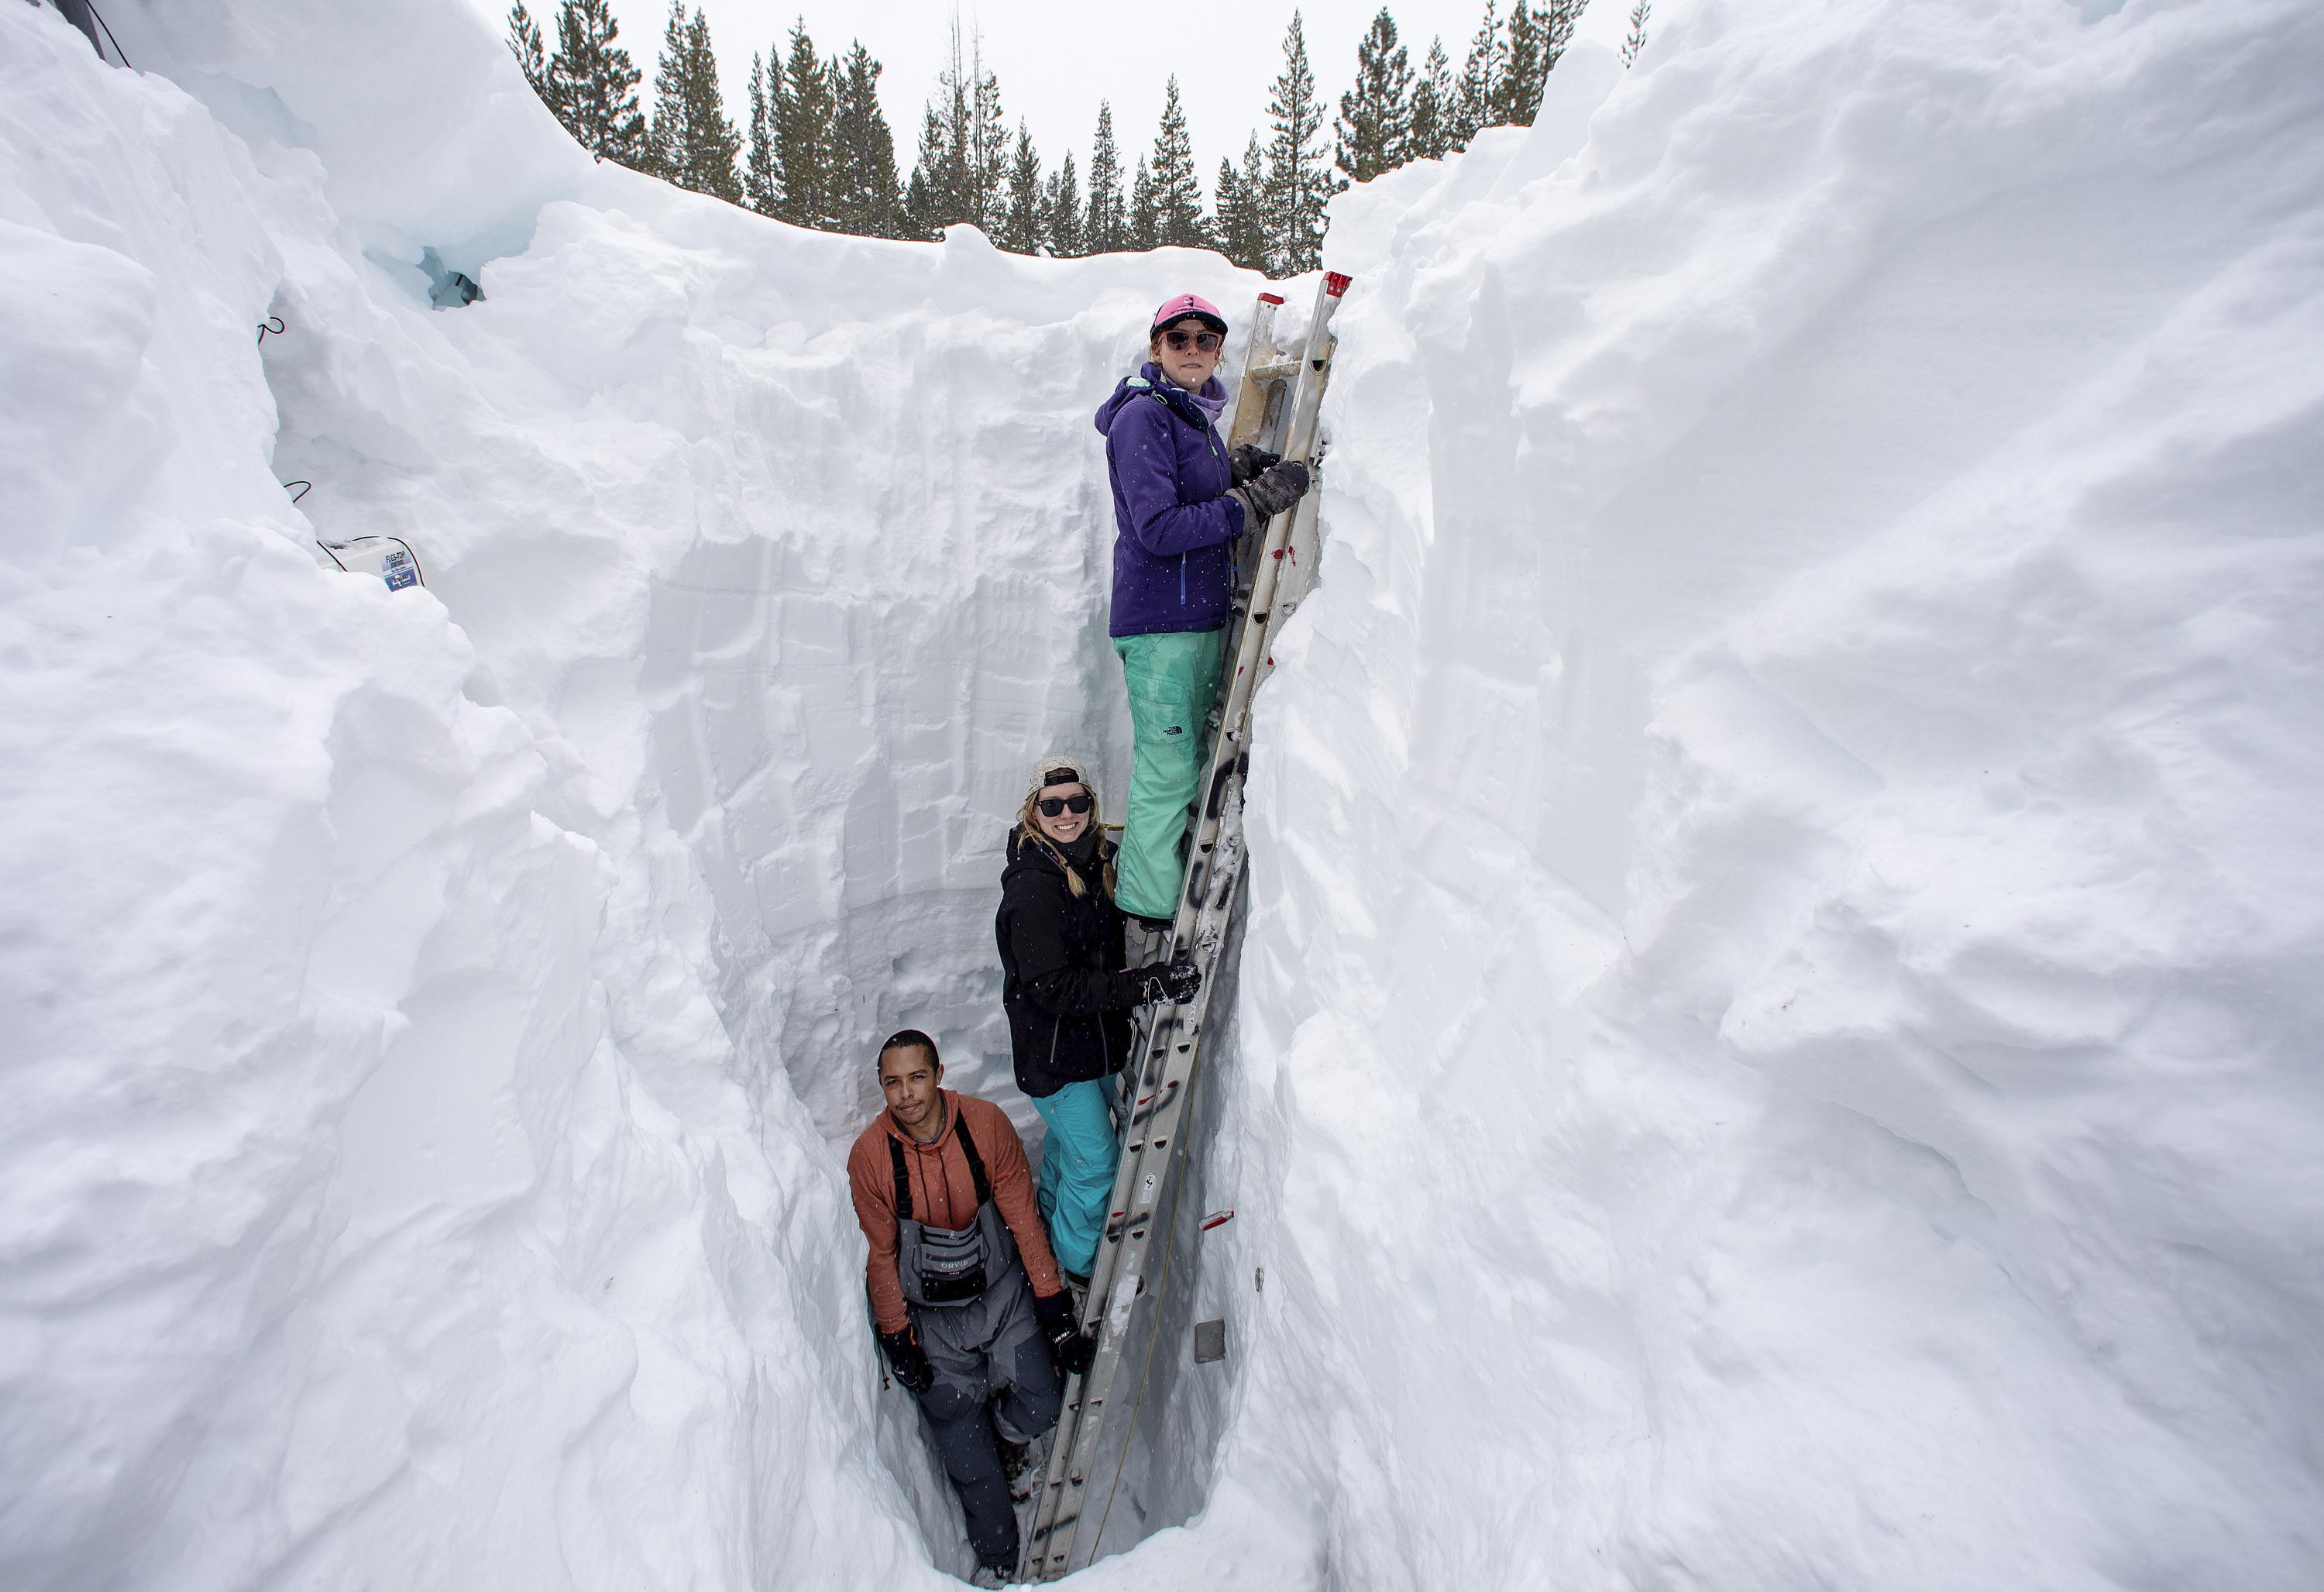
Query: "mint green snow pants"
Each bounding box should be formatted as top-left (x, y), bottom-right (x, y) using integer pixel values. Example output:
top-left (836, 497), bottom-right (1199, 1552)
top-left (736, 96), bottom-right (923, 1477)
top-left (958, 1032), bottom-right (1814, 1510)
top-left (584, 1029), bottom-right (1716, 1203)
top-left (1112, 628), bottom-right (1225, 921)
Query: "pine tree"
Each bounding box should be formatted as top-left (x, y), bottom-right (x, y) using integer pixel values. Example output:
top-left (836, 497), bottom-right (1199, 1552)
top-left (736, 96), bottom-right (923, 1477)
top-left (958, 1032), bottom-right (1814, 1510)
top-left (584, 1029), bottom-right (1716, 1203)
top-left (829, 43), bottom-right (906, 239)
top-left (1084, 101), bottom-right (1126, 253)
top-left (507, 3), bottom-right (548, 97)
top-left (1335, 9), bottom-right (1413, 183)
top-left (1452, 0), bottom-right (1507, 146)
top-left (999, 123), bottom-right (1045, 253)
top-left (906, 103), bottom-right (951, 236)
top-left (643, 3), bottom-right (680, 181)
top-left (1543, 0), bottom-right (1587, 78)
top-left (1215, 156), bottom-right (1246, 266)
top-left (744, 53), bottom-right (778, 212)
top-left (1147, 78), bottom-right (1209, 248)
top-left (1496, 4), bottom-right (1544, 126)
top-left (1127, 155), bottom-right (1157, 251)
top-left (970, 47), bottom-right (1009, 229)
top-left (1215, 135), bottom-right (1270, 272)
top-left (1621, 0), bottom-right (1650, 67)
top-left (774, 19), bottom-right (834, 227)
top-left (1408, 36), bottom-right (1453, 160)
top-left (907, 18), bottom-right (1006, 235)
top-left (647, 4), bottom-right (742, 199)
top-left (907, 24), bottom-right (970, 234)
top-left (543, 0), bottom-right (648, 167)
top-left (1266, 10), bottom-right (1339, 273)
top-left (1045, 150), bottom-right (1085, 256)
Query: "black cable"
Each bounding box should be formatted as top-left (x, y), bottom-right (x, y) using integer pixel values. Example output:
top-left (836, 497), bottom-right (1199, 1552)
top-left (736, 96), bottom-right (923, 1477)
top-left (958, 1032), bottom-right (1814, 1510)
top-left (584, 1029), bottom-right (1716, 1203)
top-left (256, 316), bottom-right (285, 343)
top-left (282, 480), bottom-right (312, 504)
top-left (85, 2), bottom-right (131, 69)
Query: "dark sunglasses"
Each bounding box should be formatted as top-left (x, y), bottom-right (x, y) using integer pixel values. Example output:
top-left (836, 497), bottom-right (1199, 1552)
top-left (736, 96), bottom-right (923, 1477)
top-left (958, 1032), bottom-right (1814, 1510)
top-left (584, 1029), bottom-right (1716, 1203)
top-left (1037, 793), bottom-right (1094, 817)
top-left (1163, 329), bottom-right (1223, 352)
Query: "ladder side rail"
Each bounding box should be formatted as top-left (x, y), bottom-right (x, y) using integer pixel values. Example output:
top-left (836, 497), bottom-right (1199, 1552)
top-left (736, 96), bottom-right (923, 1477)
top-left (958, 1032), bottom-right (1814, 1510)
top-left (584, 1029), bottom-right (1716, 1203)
top-left (1025, 812), bottom-right (1250, 1580)
top-left (1167, 304), bottom-right (1346, 963)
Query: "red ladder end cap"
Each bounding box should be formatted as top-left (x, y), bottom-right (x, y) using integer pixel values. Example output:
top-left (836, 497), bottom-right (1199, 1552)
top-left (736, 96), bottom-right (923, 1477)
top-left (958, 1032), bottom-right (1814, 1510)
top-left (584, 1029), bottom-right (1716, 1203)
top-left (1324, 272), bottom-right (1353, 297)
top-left (1259, 292), bottom-right (1286, 304)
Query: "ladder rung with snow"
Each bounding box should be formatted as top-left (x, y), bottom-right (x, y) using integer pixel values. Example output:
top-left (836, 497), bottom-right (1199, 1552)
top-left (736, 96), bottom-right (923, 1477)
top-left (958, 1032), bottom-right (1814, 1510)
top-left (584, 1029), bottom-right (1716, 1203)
top-left (1021, 272), bottom-right (1353, 1582)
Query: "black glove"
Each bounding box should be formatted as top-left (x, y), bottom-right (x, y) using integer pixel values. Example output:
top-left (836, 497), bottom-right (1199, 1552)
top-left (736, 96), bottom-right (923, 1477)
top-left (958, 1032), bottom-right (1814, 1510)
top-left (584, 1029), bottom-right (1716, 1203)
top-left (878, 1326), bottom-right (934, 1394)
top-left (1035, 1290), bottom-right (1098, 1377)
top-left (1229, 444), bottom-right (1281, 485)
top-left (1236, 459), bottom-right (1312, 522)
top-left (1133, 958), bottom-right (1202, 1006)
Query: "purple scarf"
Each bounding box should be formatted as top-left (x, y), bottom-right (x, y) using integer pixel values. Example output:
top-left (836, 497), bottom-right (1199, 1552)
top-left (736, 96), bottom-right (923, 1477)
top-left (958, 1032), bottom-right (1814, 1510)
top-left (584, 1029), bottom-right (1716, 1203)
top-left (1154, 364), bottom-right (1230, 424)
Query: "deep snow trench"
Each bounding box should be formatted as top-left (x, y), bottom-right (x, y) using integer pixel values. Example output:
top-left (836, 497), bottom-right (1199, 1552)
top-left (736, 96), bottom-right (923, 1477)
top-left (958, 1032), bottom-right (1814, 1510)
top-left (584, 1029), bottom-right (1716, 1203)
top-left (6, 0), bottom-right (2324, 1589)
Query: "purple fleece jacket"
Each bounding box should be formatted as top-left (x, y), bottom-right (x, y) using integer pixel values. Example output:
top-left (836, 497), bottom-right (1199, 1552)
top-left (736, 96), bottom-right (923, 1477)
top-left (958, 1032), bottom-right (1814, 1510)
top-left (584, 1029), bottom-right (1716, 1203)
top-left (1095, 363), bottom-right (1247, 638)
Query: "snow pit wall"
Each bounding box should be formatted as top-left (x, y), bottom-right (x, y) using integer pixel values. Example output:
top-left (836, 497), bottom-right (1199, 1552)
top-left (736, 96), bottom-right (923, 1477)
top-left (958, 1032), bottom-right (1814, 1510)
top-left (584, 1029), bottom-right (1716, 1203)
top-left (1194, 2), bottom-right (2324, 1589)
top-left (6, 0), bottom-right (2324, 1589)
top-left (3, 0), bottom-right (1256, 1584)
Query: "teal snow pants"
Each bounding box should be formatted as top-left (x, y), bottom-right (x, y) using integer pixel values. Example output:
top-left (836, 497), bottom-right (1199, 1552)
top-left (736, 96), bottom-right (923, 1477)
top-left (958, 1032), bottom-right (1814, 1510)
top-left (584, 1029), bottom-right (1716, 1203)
top-left (1112, 628), bottom-right (1226, 922)
top-left (1032, 1078), bottom-right (1119, 1279)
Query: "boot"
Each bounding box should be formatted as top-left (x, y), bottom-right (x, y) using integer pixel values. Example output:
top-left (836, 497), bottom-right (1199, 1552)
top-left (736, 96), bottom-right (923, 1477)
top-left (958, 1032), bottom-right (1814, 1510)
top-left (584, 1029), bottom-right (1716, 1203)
top-left (998, 1430), bottom-right (1044, 1501)
top-left (996, 1434), bottom-right (1030, 1484)
top-left (1123, 913), bottom-right (1172, 968)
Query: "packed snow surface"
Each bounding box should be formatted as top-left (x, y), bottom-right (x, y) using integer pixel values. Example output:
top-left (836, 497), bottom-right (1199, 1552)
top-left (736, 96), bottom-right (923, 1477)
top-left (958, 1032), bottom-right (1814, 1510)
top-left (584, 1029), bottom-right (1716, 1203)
top-left (4, 0), bottom-right (2322, 1588)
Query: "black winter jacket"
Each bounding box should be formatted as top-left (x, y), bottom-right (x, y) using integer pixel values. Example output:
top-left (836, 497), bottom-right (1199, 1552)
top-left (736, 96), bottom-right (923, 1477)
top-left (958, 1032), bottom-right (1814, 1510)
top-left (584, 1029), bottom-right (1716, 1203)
top-left (996, 828), bottom-right (1145, 1099)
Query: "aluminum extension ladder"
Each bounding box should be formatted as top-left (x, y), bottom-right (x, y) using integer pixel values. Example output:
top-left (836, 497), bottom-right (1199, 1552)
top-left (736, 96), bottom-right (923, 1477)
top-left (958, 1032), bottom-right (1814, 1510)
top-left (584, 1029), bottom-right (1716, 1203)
top-left (1020, 270), bottom-right (1353, 1581)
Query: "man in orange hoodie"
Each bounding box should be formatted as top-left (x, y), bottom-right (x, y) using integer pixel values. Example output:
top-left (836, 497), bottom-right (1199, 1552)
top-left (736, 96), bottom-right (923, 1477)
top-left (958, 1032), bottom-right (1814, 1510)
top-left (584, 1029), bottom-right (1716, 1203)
top-left (847, 1030), bottom-right (1095, 1583)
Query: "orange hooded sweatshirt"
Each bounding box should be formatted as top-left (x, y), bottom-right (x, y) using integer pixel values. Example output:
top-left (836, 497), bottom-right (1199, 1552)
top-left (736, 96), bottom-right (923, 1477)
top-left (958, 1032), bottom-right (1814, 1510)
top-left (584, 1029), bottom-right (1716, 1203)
top-left (847, 1090), bottom-right (1065, 1335)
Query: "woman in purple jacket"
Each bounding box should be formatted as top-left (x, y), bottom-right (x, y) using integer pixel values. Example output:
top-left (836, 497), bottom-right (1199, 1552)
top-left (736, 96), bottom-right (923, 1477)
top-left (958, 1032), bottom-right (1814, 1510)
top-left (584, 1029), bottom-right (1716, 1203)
top-left (1093, 293), bottom-right (1312, 937)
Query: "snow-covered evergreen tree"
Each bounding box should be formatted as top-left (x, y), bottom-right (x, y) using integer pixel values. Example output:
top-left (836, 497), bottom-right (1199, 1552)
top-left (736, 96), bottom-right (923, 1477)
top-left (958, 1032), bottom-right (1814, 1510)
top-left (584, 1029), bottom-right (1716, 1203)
top-left (1621, 0), bottom-right (1650, 67)
top-left (646, 4), bottom-right (741, 201)
top-left (774, 20), bottom-right (833, 227)
top-left (1215, 134), bottom-right (1271, 272)
top-left (1045, 150), bottom-right (1084, 256)
top-left (744, 52), bottom-right (776, 213)
top-left (1147, 79), bottom-right (1209, 249)
top-left (1265, 10), bottom-right (1339, 273)
top-left (999, 123), bottom-right (1045, 253)
top-left (829, 43), bottom-right (905, 239)
top-left (542, 0), bottom-right (647, 168)
top-left (1408, 36), bottom-right (1454, 160)
top-left (1084, 101), bottom-right (1126, 253)
top-left (1335, 8), bottom-right (1414, 184)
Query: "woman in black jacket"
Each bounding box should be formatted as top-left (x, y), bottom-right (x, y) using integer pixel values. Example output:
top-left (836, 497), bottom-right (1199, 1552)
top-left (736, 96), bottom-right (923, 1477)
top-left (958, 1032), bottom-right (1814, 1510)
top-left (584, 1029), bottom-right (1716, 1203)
top-left (997, 753), bottom-right (1199, 1283)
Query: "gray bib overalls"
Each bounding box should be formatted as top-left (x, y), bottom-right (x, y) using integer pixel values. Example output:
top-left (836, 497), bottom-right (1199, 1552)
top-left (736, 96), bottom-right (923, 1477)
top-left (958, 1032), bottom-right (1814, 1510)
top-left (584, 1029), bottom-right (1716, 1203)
top-left (885, 1112), bottom-right (1061, 1571)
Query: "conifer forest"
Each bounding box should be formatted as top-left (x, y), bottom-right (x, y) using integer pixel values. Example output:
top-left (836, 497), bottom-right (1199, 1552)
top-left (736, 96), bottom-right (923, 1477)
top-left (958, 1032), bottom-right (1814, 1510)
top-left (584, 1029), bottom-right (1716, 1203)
top-left (505, 1), bottom-right (1595, 273)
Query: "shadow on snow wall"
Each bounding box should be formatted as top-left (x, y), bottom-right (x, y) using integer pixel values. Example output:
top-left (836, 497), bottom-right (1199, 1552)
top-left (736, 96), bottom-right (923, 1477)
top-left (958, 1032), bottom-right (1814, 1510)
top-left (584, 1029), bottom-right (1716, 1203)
top-left (638, 503), bottom-right (1251, 1567)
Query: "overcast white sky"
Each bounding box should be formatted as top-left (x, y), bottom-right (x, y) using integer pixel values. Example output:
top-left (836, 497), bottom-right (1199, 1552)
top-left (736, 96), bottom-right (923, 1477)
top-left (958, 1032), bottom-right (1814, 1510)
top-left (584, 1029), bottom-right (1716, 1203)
top-left (568, 1), bottom-right (1504, 191)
